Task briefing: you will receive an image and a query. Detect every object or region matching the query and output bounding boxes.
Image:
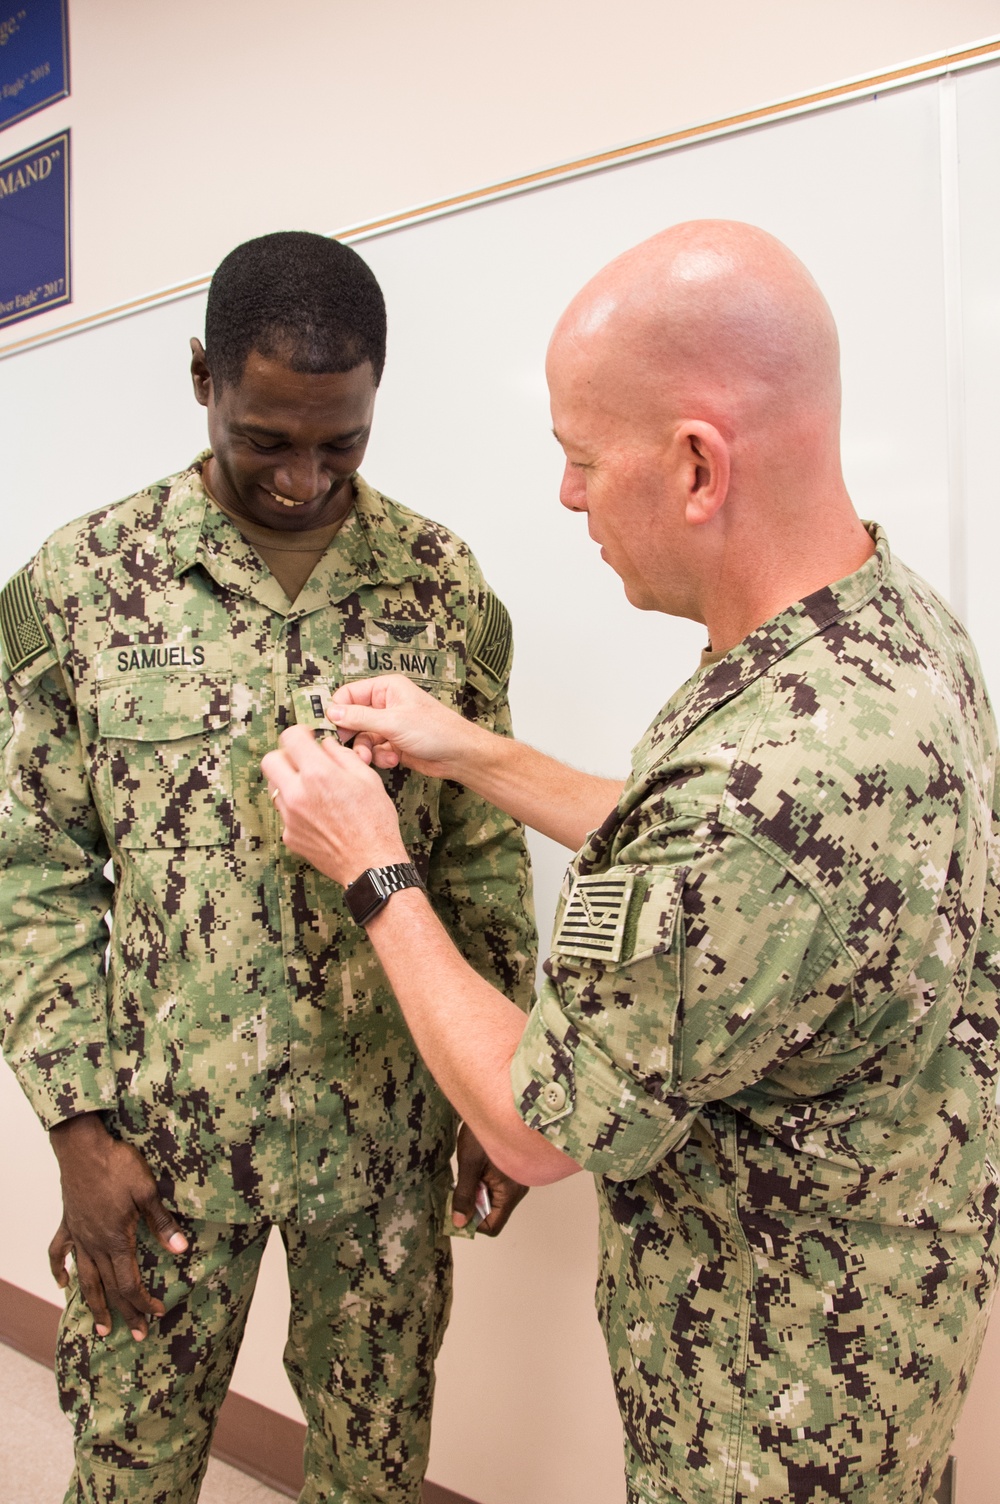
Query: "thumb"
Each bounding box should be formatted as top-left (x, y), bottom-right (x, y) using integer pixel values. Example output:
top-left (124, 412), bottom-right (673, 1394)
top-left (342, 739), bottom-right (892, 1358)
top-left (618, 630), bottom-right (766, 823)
top-left (325, 701), bottom-right (389, 739)
top-left (141, 1193), bottom-right (189, 1256)
top-left (453, 1131), bottom-right (488, 1229)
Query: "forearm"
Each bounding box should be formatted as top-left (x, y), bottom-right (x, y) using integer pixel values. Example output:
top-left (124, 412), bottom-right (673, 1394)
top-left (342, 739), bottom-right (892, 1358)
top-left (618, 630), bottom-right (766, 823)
top-left (366, 886), bottom-right (579, 1186)
top-left (445, 723), bottom-right (624, 851)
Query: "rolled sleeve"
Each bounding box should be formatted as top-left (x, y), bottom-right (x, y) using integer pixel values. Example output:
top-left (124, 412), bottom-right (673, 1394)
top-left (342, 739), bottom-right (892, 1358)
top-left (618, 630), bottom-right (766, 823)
top-left (511, 982), bottom-right (696, 1179)
top-left (511, 835), bottom-right (849, 1182)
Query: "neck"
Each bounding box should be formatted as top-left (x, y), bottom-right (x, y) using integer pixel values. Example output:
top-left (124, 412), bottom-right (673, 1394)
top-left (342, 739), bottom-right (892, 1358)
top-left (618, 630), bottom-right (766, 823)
top-left (699, 501), bottom-right (873, 654)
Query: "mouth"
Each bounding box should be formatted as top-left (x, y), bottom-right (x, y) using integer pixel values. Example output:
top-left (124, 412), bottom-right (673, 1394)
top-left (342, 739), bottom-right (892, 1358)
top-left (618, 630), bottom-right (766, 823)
top-left (267, 490), bottom-right (310, 509)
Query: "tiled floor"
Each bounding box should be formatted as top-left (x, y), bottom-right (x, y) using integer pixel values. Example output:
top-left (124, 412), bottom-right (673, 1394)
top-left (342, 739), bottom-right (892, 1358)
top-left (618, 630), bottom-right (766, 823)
top-left (0, 1341), bottom-right (289, 1504)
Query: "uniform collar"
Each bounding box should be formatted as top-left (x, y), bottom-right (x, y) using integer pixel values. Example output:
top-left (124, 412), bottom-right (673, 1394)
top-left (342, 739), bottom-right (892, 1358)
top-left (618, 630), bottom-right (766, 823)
top-left (630, 523), bottom-right (890, 782)
top-left (162, 457), bottom-right (420, 614)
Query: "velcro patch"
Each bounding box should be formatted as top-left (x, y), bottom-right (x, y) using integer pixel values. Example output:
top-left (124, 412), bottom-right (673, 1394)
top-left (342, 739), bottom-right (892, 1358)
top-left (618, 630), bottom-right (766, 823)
top-left (0, 568), bottom-right (53, 677)
top-left (470, 590), bottom-right (512, 686)
top-left (553, 872), bottom-right (634, 962)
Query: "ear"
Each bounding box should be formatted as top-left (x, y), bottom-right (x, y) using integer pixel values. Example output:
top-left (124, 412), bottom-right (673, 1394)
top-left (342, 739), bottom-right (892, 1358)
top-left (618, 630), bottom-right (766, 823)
top-left (678, 421), bottom-right (729, 526)
top-left (190, 337), bottom-right (212, 409)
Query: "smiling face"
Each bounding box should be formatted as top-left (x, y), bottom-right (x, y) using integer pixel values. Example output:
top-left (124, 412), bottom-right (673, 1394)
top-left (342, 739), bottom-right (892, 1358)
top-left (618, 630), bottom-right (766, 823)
top-left (191, 342), bottom-right (378, 532)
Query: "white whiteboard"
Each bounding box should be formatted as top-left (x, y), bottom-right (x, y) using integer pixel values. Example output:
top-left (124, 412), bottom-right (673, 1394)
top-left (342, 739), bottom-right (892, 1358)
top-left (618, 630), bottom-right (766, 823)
top-left (1, 59), bottom-right (998, 1504)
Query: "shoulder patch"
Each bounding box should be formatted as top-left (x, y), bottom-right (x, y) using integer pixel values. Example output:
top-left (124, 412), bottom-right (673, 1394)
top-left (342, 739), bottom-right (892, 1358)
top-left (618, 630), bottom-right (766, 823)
top-left (0, 568), bottom-right (54, 677)
top-left (470, 590), bottom-right (513, 691)
top-left (553, 872), bottom-right (635, 963)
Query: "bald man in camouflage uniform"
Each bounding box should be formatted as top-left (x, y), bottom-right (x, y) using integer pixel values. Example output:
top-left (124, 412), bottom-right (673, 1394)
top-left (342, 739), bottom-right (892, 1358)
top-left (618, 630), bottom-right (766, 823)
top-left (0, 233), bottom-right (535, 1504)
top-left (266, 220), bottom-right (1000, 1504)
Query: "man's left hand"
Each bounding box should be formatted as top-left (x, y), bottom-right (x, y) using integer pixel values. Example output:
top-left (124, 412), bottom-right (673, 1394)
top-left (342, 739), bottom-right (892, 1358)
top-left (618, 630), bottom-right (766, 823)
top-left (262, 726), bottom-right (408, 887)
top-left (453, 1121), bottom-right (529, 1237)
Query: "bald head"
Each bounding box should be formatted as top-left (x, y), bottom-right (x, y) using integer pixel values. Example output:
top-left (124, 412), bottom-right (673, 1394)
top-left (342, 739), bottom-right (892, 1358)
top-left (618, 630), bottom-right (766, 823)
top-left (550, 220), bottom-right (841, 435)
top-left (547, 221), bottom-right (870, 645)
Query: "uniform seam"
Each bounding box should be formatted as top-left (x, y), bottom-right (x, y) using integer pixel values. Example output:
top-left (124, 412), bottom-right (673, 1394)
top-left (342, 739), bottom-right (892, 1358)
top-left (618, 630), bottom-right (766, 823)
top-left (722, 1109), bottom-right (752, 1504)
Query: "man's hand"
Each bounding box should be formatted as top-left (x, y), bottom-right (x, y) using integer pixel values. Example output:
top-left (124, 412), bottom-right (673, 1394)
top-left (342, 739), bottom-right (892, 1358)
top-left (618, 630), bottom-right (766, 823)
top-left (326, 675), bottom-right (487, 778)
top-left (453, 1121), bottom-right (529, 1237)
top-left (262, 725), bottom-right (410, 887)
top-left (48, 1112), bottom-right (188, 1340)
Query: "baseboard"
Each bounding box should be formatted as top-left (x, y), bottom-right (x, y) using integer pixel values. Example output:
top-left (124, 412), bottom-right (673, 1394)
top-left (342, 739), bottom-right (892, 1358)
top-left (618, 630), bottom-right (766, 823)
top-left (0, 1276), bottom-right (473, 1503)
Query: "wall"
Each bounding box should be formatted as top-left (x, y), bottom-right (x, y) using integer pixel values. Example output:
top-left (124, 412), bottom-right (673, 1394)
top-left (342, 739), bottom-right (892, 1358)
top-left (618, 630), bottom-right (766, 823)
top-left (2, 0), bottom-right (1000, 350)
top-left (3, 5), bottom-right (1000, 1503)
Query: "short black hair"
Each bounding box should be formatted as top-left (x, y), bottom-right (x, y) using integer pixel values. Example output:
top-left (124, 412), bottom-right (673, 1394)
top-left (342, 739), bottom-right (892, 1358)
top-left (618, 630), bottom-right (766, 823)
top-left (204, 231), bottom-right (387, 389)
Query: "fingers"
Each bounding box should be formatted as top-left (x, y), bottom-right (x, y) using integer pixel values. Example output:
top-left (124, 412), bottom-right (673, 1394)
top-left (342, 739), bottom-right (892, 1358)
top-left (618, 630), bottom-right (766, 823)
top-left (141, 1191), bottom-right (188, 1257)
top-left (330, 678), bottom-right (381, 709)
top-left (48, 1219), bottom-right (73, 1290)
top-left (266, 723), bottom-right (318, 775)
top-left (453, 1122), bottom-right (489, 1228)
top-left (476, 1163), bottom-right (530, 1238)
top-left (329, 675), bottom-right (418, 710)
top-left (106, 1243), bottom-right (165, 1339)
top-left (325, 701), bottom-right (393, 742)
top-left (73, 1243), bottom-right (113, 1337)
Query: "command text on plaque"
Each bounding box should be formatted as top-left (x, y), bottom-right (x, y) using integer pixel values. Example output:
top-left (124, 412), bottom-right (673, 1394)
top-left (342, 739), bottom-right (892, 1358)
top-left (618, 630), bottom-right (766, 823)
top-left (0, 129), bottom-right (70, 329)
top-left (0, 0), bottom-right (70, 132)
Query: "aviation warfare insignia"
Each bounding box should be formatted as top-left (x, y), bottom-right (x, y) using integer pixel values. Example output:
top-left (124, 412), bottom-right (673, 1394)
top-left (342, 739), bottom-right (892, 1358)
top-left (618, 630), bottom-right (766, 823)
top-left (376, 619), bottom-right (427, 644)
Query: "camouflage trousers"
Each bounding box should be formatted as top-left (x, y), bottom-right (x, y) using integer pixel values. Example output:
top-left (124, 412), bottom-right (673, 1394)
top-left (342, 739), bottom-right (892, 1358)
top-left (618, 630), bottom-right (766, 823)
top-left (56, 1173), bottom-right (453, 1504)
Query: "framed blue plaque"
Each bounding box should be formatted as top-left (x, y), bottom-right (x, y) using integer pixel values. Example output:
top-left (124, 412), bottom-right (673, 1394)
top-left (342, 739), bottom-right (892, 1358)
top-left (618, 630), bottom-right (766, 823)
top-left (0, 129), bottom-right (70, 329)
top-left (0, 0), bottom-right (70, 132)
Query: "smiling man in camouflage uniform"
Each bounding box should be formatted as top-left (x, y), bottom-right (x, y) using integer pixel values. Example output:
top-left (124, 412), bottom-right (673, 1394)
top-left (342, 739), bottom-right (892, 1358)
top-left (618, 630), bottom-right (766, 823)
top-left (0, 231), bottom-right (535, 1504)
top-left (264, 221), bottom-right (1000, 1504)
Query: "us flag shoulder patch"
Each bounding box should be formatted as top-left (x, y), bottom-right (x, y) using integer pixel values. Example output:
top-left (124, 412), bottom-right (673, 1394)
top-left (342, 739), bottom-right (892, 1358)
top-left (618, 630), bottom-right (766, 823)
top-left (553, 872), bottom-right (634, 963)
top-left (470, 590), bottom-right (512, 685)
top-left (0, 568), bottom-right (54, 677)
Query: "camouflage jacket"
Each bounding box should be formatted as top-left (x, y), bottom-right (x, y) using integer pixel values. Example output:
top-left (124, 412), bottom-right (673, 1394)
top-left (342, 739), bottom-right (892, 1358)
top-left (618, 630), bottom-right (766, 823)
top-left (0, 460), bottom-right (535, 1223)
top-left (513, 527), bottom-right (1000, 1504)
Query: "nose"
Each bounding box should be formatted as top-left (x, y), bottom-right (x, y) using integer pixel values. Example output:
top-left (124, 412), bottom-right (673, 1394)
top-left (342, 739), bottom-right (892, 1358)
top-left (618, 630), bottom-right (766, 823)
top-left (273, 452), bottom-right (328, 503)
top-left (559, 461), bottom-right (587, 513)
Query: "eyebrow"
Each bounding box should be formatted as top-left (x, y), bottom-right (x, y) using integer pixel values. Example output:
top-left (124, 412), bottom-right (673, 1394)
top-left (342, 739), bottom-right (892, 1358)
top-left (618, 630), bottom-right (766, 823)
top-left (237, 421), bottom-right (369, 445)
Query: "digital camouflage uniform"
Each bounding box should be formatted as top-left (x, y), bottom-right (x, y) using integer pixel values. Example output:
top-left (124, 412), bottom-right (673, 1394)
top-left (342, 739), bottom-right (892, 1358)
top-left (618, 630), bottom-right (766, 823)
top-left (512, 527), bottom-right (1000, 1504)
top-left (0, 460), bottom-right (536, 1503)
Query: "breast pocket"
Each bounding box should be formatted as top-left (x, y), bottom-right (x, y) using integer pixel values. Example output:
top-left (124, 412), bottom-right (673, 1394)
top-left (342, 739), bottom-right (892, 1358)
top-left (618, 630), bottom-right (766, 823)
top-left (97, 674), bottom-right (234, 849)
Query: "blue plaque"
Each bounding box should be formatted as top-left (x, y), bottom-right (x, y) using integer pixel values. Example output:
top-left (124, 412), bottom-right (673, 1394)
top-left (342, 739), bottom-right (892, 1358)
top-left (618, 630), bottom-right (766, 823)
top-left (0, 129), bottom-right (70, 329)
top-left (0, 0), bottom-right (69, 132)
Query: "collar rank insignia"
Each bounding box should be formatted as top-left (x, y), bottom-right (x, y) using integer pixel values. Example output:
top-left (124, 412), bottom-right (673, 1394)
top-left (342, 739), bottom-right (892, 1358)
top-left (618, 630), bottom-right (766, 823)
top-left (553, 872), bottom-right (634, 963)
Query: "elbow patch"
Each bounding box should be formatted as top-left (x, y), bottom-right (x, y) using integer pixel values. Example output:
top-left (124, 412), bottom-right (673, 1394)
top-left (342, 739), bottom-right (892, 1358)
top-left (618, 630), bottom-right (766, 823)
top-left (467, 589), bottom-right (513, 701)
top-left (0, 568), bottom-right (55, 682)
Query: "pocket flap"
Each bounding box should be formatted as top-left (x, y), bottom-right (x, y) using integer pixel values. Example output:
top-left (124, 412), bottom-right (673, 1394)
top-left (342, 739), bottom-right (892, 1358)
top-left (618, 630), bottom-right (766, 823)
top-left (98, 675), bottom-right (231, 741)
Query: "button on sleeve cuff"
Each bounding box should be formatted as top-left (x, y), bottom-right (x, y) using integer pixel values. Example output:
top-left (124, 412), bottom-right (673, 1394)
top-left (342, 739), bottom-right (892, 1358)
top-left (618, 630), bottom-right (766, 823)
top-left (510, 985), bottom-right (696, 1182)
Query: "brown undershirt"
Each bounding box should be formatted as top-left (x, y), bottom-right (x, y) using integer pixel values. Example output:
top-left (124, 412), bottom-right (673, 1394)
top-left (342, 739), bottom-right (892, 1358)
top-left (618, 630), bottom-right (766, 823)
top-left (203, 485), bottom-right (349, 604)
top-left (699, 644), bottom-right (728, 670)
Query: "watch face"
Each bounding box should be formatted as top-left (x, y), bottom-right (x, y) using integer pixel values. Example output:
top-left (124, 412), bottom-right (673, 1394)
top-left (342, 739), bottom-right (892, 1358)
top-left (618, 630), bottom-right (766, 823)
top-left (346, 864), bottom-right (424, 926)
top-left (346, 869), bottom-right (384, 925)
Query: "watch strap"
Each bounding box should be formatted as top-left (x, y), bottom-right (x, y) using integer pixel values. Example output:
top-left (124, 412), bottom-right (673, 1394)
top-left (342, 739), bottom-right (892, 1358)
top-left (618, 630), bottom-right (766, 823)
top-left (345, 862), bottom-right (426, 926)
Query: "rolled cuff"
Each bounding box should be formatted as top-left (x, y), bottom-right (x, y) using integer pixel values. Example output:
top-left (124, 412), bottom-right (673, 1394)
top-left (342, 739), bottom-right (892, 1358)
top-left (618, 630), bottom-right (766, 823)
top-left (510, 984), bottom-right (694, 1182)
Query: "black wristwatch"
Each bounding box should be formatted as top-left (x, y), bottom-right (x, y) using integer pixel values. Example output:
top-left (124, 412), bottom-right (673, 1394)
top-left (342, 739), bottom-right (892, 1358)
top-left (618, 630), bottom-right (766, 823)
top-left (344, 862), bottom-right (426, 926)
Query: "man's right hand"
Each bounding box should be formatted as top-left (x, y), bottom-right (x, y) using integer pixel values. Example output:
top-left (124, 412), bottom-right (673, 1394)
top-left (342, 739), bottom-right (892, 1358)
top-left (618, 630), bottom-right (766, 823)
top-left (327, 675), bottom-right (486, 777)
top-left (326, 672), bottom-right (626, 853)
top-left (48, 1112), bottom-right (188, 1341)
